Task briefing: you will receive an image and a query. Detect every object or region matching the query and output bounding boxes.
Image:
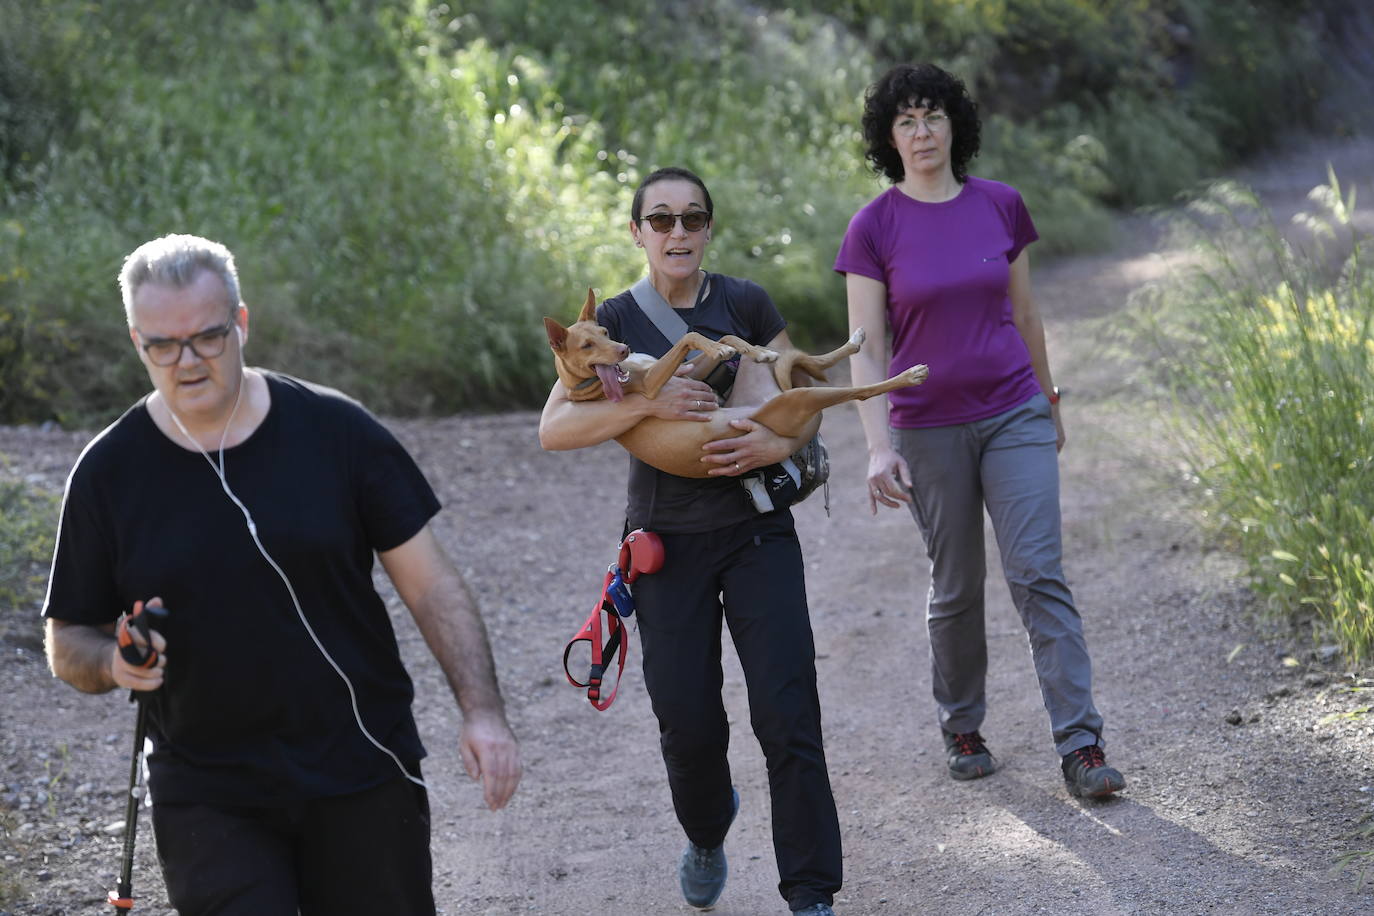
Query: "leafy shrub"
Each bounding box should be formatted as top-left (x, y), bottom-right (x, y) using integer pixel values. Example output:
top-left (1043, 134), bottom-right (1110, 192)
top-left (1178, 0), bottom-right (1326, 158)
top-left (0, 474), bottom-right (59, 641)
top-left (1, 0), bottom-right (636, 420)
top-left (0, 0), bottom-right (1362, 422)
top-left (1149, 175), bottom-right (1374, 662)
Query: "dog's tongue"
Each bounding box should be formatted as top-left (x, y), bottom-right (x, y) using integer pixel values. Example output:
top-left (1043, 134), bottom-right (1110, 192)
top-left (595, 363), bottom-right (625, 402)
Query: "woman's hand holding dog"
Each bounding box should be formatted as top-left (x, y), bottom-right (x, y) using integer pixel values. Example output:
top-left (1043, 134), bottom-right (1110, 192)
top-left (645, 365), bottom-right (718, 422)
top-left (701, 417), bottom-right (793, 476)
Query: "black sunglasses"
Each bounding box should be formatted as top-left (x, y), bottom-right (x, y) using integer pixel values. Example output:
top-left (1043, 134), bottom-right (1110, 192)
top-left (637, 210), bottom-right (710, 234)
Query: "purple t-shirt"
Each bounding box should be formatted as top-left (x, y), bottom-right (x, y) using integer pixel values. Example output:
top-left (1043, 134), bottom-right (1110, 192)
top-left (834, 176), bottom-right (1041, 428)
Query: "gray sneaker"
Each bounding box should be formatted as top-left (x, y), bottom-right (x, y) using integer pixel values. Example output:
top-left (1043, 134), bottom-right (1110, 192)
top-left (1061, 745), bottom-right (1125, 799)
top-left (679, 788), bottom-right (740, 909)
top-left (793, 905), bottom-right (836, 915)
top-left (943, 730), bottom-right (996, 780)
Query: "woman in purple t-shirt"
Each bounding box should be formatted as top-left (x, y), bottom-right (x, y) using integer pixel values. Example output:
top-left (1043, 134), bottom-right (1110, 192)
top-left (835, 63), bottom-right (1126, 799)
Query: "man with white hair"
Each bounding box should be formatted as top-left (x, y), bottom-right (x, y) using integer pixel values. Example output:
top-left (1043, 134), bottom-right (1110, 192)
top-left (43, 234), bottom-right (519, 914)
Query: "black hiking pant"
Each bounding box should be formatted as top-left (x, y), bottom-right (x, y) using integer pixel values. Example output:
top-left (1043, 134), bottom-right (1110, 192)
top-left (632, 511), bottom-right (842, 911)
top-left (152, 775), bottom-right (433, 915)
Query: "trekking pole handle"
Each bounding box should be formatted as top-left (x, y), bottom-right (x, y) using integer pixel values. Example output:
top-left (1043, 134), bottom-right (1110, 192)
top-left (116, 603), bottom-right (169, 669)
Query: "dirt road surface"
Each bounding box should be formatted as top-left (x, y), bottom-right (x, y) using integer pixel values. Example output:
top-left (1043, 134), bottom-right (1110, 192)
top-left (3, 136), bottom-right (1373, 915)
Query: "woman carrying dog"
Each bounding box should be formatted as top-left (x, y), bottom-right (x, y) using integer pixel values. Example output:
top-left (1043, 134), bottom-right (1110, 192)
top-left (835, 63), bottom-right (1126, 798)
top-left (539, 166), bottom-right (842, 916)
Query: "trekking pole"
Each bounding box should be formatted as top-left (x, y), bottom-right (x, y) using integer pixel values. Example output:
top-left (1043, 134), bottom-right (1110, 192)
top-left (108, 698), bottom-right (148, 913)
top-left (106, 603), bottom-right (168, 913)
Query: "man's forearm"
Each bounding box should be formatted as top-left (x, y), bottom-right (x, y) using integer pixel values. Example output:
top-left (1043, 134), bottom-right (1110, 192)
top-left (45, 619), bottom-right (118, 694)
top-left (410, 567), bottom-right (509, 722)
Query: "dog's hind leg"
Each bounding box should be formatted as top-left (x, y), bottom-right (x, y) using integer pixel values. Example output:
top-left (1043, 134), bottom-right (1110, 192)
top-left (750, 363), bottom-right (928, 438)
top-left (772, 327), bottom-right (867, 390)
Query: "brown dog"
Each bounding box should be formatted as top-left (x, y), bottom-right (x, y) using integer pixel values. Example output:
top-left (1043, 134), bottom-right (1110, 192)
top-left (544, 289), bottom-right (928, 479)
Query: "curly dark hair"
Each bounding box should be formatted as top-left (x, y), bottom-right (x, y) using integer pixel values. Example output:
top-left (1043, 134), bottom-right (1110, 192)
top-left (630, 166), bottom-right (714, 221)
top-left (861, 63), bottom-right (981, 184)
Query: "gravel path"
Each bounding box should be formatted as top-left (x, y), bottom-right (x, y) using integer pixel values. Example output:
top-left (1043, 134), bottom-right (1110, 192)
top-left (2, 136), bottom-right (1372, 915)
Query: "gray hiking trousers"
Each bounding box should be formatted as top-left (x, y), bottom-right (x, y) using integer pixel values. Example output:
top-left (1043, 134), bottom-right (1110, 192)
top-left (892, 392), bottom-right (1105, 756)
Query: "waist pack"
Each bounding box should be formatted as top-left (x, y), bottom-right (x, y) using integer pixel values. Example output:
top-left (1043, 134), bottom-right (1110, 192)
top-left (740, 432), bottom-right (830, 515)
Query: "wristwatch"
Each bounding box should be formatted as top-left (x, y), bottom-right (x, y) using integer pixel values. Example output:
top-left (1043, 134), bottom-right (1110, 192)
top-left (1047, 386), bottom-right (1061, 405)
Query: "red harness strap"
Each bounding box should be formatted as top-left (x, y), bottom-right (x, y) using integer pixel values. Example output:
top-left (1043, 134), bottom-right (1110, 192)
top-left (562, 567), bottom-right (627, 711)
top-left (562, 529), bottom-right (664, 711)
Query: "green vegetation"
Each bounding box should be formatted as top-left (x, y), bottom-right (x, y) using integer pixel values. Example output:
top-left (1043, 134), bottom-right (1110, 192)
top-left (0, 474), bottom-right (59, 642)
top-left (1149, 174), bottom-right (1373, 664)
top-left (0, 0), bottom-right (1363, 423)
top-left (0, 807), bottom-right (21, 908)
top-left (1340, 806), bottom-right (1374, 888)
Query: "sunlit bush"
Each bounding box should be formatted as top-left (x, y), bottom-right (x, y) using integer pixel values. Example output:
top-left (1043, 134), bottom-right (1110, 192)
top-left (0, 475), bottom-right (58, 628)
top-left (1150, 175), bottom-right (1374, 662)
top-left (0, 0), bottom-right (1359, 422)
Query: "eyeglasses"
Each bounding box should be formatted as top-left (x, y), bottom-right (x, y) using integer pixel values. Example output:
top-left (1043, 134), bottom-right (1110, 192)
top-left (893, 112), bottom-right (950, 136)
top-left (137, 319), bottom-right (236, 367)
top-left (636, 210), bottom-right (710, 233)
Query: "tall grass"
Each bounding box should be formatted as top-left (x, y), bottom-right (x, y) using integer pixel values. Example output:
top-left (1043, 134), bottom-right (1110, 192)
top-left (0, 0), bottom-right (648, 421)
top-left (0, 0), bottom-right (1363, 423)
top-left (1339, 814), bottom-right (1374, 890)
top-left (1151, 173), bottom-right (1374, 663)
top-left (0, 474), bottom-right (59, 636)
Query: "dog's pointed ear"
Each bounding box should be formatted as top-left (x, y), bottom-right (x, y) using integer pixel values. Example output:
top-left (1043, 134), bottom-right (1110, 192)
top-left (578, 288), bottom-right (597, 323)
top-left (544, 316), bottom-right (568, 352)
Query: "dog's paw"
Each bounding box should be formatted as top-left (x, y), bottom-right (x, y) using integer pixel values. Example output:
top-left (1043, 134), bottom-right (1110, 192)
top-left (714, 343), bottom-right (739, 361)
top-left (849, 327), bottom-right (867, 348)
top-left (902, 364), bottom-right (929, 385)
top-left (752, 347), bottom-right (779, 363)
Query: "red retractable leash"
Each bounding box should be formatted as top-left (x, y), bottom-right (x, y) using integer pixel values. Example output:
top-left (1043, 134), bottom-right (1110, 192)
top-left (108, 602), bottom-right (168, 913)
top-left (563, 530), bottom-right (664, 710)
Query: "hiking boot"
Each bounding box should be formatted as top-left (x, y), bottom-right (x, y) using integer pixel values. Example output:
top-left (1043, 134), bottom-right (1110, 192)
top-left (943, 730), bottom-right (996, 781)
top-left (1061, 745), bottom-right (1126, 798)
top-left (793, 904), bottom-right (836, 915)
top-left (679, 787), bottom-right (739, 909)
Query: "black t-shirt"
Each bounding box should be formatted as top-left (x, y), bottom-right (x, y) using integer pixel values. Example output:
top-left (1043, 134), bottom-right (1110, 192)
top-left (43, 372), bottom-right (440, 806)
top-left (597, 272), bottom-right (787, 533)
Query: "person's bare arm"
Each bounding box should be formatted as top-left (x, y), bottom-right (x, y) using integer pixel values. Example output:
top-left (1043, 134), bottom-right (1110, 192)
top-left (1007, 251), bottom-right (1065, 451)
top-left (538, 367), bottom-right (719, 451)
top-left (846, 273), bottom-right (912, 512)
top-left (379, 526), bottom-right (520, 810)
top-left (46, 599), bottom-right (168, 694)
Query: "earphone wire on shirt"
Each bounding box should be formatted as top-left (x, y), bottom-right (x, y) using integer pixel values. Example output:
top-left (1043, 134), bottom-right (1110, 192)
top-left (161, 372), bottom-right (426, 790)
